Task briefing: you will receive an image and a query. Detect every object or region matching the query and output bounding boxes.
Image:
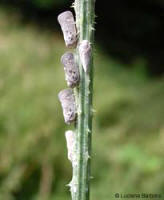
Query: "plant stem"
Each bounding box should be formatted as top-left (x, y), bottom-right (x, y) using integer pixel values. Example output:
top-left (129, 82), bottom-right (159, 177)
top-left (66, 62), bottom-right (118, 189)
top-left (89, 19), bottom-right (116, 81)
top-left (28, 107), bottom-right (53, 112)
top-left (71, 0), bottom-right (95, 200)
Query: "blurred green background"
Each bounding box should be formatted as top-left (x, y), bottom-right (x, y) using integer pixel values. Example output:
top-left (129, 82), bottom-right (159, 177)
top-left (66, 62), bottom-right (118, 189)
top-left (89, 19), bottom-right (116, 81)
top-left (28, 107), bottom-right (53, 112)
top-left (0, 0), bottom-right (163, 200)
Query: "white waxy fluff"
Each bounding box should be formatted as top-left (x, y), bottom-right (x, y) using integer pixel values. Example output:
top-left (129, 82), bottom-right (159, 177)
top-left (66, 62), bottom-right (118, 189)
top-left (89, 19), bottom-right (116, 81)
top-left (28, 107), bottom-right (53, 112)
top-left (57, 11), bottom-right (77, 48)
top-left (61, 52), bottom-right (80, 88)
top-left (79, 40), bottom-right (91, 73)
top-left (58, 89), bottom-right (76, 124)
top-left (65, 130), bottom-right (76, 162)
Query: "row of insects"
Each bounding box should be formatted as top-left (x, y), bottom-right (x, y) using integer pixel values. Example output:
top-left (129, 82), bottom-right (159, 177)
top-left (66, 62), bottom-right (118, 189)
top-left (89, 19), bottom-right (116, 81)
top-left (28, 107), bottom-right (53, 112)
top-left (58, 10), bottom-right (91, 125)
top-left (57, 10), bottom-right (92, 164)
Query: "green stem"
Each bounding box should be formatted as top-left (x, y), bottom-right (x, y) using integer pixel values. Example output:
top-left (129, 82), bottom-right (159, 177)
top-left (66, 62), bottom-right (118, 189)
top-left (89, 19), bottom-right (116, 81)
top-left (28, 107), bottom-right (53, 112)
top-left (71, 0), bottom-right (95, 200)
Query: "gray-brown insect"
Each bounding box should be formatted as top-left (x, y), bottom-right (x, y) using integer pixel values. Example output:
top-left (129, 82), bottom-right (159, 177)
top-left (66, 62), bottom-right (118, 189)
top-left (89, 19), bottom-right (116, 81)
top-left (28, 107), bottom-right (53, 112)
top-left (58, 89), bottom-right (76, 124)
top-left (61, 52), bottom-right (80, 88)
top-left (79, 40), bottom-right (91, 73)
top-left (57, 11), bottom-right (77, 48)
top-left (65, 130), bottom-right (76, 162)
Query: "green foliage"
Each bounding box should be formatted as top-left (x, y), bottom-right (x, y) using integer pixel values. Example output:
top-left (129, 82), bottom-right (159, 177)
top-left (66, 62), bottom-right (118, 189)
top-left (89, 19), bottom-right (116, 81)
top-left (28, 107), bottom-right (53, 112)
top-left (0, 8), bottom-right (163, 200)
top-left (32, 0), bottom-right (66, 8)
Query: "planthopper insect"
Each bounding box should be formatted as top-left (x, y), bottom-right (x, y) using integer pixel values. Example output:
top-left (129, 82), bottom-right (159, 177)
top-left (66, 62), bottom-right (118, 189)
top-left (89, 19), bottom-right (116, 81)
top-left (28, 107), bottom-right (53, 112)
top-left (58, 89), bottom-right (76, 124)
top-left (79, 40), bottom-right (91, 73)
top-left (61, 52), bottom-right (80, 88)
top-left (58, 11), bottom-right (77, 48)
top-left (65, 130), bottom-right (76, 162)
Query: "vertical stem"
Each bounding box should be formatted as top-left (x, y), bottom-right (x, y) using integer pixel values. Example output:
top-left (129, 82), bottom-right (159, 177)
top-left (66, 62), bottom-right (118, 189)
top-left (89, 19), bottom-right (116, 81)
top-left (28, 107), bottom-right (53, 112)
top-left (72, 0), bottom-right (95, 200)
